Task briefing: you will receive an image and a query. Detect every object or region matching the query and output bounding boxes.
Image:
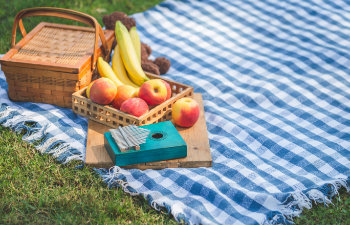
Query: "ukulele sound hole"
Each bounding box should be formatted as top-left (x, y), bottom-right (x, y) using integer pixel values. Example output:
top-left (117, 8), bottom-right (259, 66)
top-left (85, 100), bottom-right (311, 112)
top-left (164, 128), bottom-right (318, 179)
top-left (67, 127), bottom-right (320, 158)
top-left (152, 133), bottom-right (163, 139)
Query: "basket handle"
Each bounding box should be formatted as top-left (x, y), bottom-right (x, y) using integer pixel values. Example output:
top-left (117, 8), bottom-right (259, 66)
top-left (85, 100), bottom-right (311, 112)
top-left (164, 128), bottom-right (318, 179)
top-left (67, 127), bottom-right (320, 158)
top-left (11, 7), bottom-right (110, 70)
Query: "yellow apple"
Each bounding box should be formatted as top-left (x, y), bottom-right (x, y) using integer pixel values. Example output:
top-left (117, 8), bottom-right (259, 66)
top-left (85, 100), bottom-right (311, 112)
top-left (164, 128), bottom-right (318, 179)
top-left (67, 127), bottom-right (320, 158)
top-left (172, 97), bottom-right (200, 127)
top-left (139, 79), bottom-right (168, 106)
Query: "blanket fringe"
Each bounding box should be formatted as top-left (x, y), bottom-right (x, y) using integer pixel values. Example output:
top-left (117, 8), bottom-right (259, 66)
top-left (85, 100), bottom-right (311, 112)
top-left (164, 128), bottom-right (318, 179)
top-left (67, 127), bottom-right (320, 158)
top-left (264, 178), bottom-right (350, 225)
top-left (97, 166), bottom-right (139, 196)
top-left (99, 166), bottom-right (350, 225)
top-left (97, 166), bottom-right (202, 225)
top-left (0, 103), bottom-right (84, 164)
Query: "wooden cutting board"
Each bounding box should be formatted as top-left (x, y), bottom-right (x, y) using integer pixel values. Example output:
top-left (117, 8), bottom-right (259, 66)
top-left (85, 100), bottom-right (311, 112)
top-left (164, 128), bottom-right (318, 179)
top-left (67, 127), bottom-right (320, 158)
top-left (85, 93), bottom-right (212, 169)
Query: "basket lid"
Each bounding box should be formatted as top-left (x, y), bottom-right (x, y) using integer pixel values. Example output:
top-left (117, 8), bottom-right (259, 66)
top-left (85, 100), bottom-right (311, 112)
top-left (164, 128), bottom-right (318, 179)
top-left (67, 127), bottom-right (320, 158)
top-left (1, 22), bottom-right (114, 73)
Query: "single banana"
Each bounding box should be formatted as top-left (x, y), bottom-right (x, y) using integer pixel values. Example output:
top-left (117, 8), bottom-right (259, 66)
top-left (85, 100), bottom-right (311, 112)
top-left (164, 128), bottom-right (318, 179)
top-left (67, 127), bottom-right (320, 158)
top-left (112, 45), bottom-right (139, 88)
top-left (86, 80), bottom-right (95, 99)
top-left (97, 57), bottom-right (124, 87)
top-left (115, 21), bottom-right (149, 86)
top-left (129, 26), bottom-right (141, 63)
top-left (134, 87), bottom-right (140, 97)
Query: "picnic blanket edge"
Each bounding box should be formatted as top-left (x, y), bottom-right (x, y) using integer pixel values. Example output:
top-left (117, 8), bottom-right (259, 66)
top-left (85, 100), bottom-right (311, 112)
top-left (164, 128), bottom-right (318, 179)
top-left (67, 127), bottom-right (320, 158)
top-left (0, 103), bottom-right (85, 164)
top-left (97, 166), bottom-right (350, 225)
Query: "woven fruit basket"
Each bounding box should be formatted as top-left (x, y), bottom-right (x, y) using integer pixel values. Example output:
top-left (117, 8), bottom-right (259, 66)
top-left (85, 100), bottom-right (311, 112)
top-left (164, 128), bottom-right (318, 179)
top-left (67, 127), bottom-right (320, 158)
top-left (72, 73), bottom-right (193, 127)
top-left (0, 7), bottom-right (114, 108)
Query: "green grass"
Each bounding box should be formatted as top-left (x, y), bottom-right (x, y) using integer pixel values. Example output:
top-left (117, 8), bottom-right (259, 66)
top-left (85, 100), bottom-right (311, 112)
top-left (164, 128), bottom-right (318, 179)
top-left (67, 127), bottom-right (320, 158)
top-left (0, 0), bottom-right (349, 224)
top-left (0, 0), bottom-right (163, 52)
top-left (0, 126), bottom-right (177, 224)
top-left (294, 189), bottom-right (350, 225)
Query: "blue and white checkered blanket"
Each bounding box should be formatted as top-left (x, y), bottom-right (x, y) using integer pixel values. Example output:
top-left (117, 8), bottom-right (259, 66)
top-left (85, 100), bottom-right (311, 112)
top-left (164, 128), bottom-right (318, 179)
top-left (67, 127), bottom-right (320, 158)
top-left (1, 0), bottom-right (350, 224)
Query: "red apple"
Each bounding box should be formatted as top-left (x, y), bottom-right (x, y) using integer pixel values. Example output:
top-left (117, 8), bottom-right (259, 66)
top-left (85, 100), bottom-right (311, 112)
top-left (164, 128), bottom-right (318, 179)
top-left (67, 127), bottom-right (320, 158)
top-left (112, 85), bottom-right (138, 110)
top-left (139, 79), bottom-right (168, 106)
top-left (89, 78), bottom-right (117, 105)
top-left (162, 80), bottom-right (171, 100)
top-left (172, 97), bottom-right (200, 127)
top-left (120, 98), bottom-right (149, 117)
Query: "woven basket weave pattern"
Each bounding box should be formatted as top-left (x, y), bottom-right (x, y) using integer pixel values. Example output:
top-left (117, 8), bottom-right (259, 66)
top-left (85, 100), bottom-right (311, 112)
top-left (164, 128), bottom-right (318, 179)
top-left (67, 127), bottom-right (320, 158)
top-left (3, 65), bottom-right (92, 107)
top-left (12, 27), bottom-right (95, 65)
top-left (72, 74), bottom-right (194, 127)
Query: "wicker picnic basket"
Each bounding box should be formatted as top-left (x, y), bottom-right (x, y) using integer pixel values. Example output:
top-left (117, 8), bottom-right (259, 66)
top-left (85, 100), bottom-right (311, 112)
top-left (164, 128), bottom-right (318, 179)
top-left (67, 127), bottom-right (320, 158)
top-left (0, 7), bottom-right (115, 108)
top-left (72, 73), bottom-right (194, 127)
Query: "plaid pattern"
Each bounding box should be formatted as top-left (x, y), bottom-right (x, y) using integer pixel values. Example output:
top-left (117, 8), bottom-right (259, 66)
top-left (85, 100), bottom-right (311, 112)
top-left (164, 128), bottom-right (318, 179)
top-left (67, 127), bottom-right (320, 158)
top-left (2, 0), bottom-right (350, 224)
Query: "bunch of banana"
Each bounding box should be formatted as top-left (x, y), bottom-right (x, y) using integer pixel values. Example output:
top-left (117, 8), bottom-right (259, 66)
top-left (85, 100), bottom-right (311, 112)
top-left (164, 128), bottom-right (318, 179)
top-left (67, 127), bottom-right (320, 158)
top-left (97, 22), bottom-right (148, 97)
top-left (98, 56), bottom-right (140, 95)
top-left (115, 21), bottom-right (149, 86)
